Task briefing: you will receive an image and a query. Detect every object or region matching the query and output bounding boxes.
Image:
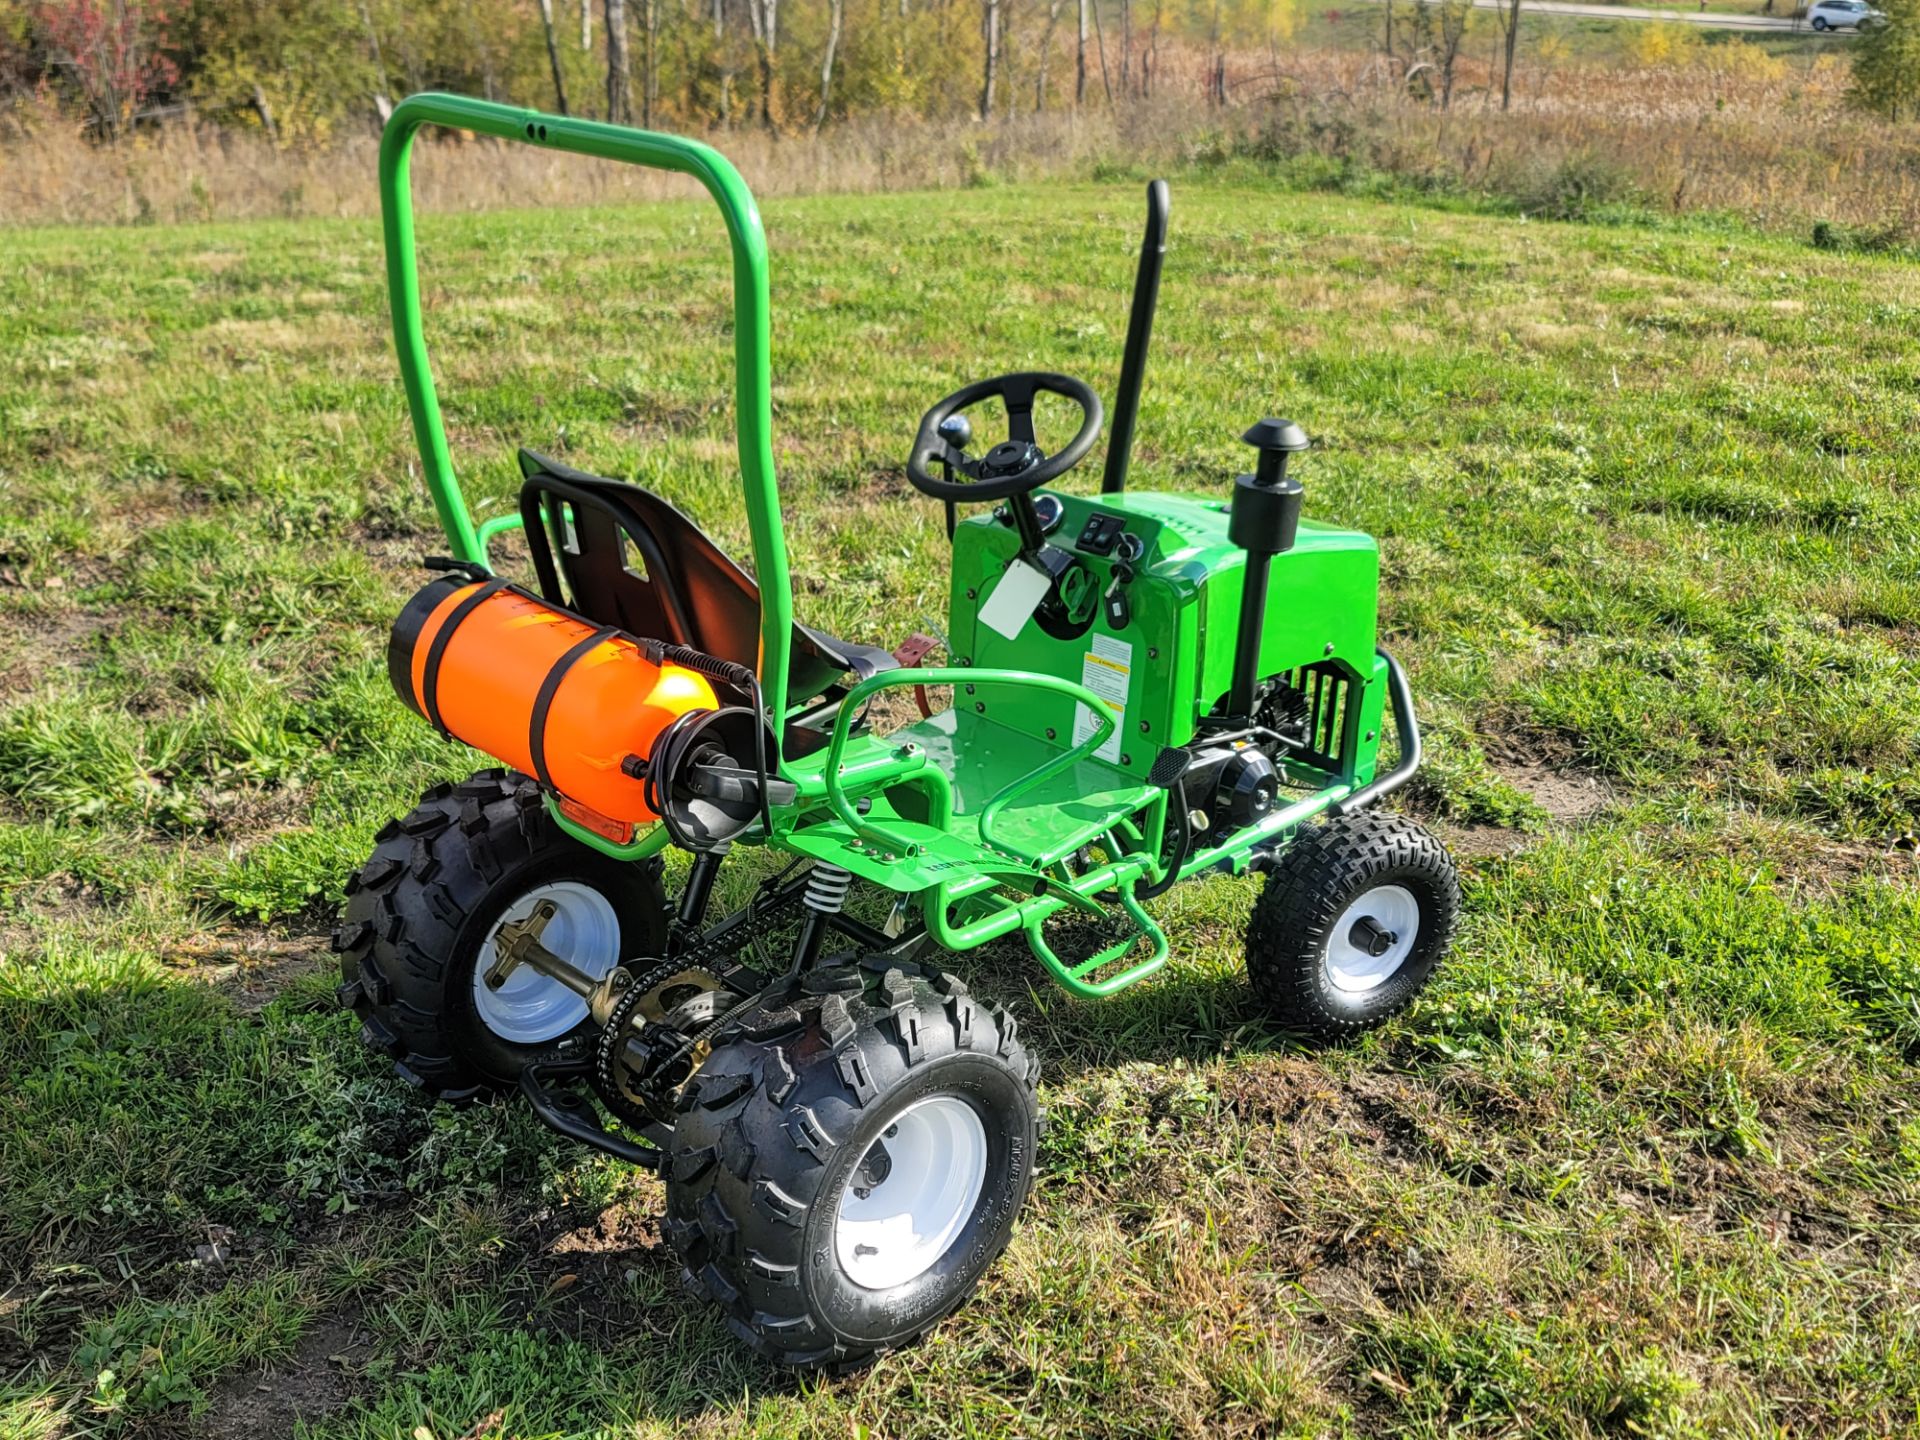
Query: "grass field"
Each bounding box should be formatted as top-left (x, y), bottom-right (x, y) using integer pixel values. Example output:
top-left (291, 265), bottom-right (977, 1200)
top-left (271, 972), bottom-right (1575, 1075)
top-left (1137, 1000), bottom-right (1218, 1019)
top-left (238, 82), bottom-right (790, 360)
top-left (2, 172), bottom-right (1918, 1438)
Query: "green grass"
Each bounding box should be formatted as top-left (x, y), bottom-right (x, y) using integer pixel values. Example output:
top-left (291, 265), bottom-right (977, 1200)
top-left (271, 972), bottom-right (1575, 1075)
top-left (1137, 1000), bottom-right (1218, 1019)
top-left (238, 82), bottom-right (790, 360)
top-left (2, 176), bottom-right (1917, 1438)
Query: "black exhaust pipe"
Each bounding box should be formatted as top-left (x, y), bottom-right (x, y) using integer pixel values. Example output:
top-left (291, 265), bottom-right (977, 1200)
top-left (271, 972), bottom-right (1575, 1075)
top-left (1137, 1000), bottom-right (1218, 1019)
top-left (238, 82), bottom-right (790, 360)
top-left (1101, 179), bottom-right (1170, 496)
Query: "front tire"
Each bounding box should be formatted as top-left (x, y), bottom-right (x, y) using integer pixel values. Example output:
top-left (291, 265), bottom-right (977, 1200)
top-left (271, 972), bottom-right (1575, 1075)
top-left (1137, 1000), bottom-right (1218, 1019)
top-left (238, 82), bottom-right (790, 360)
top-left (663, 960), bottom-right (1040, 1370)
top-left (334, 769), bottom-right (669, 1101)
top-left (1245, 811), bottom-right (1458, 1041)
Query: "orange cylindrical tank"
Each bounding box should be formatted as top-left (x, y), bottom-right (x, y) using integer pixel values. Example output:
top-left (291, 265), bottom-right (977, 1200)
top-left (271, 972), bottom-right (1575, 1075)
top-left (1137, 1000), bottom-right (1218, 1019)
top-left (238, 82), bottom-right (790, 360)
top-left (388, 576), bottom-right (718, 823)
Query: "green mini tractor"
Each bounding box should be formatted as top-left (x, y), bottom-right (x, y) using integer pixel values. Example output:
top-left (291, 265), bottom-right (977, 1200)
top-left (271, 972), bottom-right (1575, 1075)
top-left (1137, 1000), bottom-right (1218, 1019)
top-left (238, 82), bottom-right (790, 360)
top-left (340, 93), bottom-right (1459, 1368)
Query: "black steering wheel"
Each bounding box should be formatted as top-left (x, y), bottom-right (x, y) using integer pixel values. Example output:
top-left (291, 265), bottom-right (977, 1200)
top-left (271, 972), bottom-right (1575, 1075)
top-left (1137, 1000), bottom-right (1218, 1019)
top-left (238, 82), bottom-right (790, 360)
top-left (906, 372), bottom-right (1104, 503)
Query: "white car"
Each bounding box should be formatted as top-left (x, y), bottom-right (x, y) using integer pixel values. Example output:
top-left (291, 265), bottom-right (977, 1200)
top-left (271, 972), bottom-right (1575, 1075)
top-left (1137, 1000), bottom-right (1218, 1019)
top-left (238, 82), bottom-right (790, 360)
top-left (1806, 0), bottom-right (1886, 30)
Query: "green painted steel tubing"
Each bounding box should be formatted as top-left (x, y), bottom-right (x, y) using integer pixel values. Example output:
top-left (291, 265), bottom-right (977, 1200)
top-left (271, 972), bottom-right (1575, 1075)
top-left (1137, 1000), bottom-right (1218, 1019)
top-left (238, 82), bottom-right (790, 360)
top-left (1023, 883), bottom-right (1169, 996)
top-left (1176, 784), bottom-right (1349, 879)
top-left (819, 667), bottom-right (1119, 863)
top-left (377, 93), bottom-right (796, 731)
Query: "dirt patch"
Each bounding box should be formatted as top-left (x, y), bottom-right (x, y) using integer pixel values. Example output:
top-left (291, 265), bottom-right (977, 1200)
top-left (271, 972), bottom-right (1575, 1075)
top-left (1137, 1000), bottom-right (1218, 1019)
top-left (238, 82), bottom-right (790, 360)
top-left (0, 604), bottom-right (119, 700)
top-left (1497, 759), bottom-right (1610, 824)
top-left (200, 1313), bottom-right (367, 1440)
top-left (170, 931), bottom-right (331, 1013)
top-left (548, 1202), bottom-right (661, 1259)
top-left (1433, 822), bottom-right (1535, 861)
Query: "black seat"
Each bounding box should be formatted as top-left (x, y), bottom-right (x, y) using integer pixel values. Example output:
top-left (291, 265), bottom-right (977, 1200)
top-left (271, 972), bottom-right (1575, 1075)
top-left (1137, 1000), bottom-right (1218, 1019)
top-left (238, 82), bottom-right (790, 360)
top-left (515, 450), bottom-right (897, 705)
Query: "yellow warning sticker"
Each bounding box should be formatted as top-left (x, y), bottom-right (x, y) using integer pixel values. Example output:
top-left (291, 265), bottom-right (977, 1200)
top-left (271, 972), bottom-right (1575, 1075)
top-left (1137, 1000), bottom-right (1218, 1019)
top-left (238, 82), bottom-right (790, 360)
top-left (1072, 634), bottom-right (1131, 763)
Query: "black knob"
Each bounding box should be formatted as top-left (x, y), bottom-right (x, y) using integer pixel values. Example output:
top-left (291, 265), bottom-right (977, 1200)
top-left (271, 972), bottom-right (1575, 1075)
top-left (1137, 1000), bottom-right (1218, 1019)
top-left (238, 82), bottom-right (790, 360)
top-left (1228, 417), bottom-right (1307, 555)
top-left (1241, 418), bottom-right (1310, 488)
top-left (937, 414), bottom-right (974, 451)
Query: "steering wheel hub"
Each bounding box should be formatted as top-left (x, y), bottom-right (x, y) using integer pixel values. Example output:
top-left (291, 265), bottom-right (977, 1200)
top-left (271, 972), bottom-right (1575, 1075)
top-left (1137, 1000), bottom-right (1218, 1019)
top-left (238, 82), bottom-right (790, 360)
top-left (982, 440), bottom-right (1041, 477)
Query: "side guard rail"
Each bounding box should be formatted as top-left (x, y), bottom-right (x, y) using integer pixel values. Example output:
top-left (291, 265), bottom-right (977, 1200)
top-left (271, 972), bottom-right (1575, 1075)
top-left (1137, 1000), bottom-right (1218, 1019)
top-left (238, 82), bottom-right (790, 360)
top-left (1331, 648), bottom-right (1421, 817)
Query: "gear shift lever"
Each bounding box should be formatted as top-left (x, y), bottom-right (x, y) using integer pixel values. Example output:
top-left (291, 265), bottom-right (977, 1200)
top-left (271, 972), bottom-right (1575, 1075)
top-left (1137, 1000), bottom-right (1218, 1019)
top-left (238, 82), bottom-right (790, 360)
top-left (936, 414), bottom-right (973, 451)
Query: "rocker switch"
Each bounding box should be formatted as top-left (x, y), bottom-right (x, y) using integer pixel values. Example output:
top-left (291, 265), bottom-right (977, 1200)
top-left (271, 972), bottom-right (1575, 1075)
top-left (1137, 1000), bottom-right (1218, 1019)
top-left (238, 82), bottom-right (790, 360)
top-left (1077, 512), bottom-right (1126, 555)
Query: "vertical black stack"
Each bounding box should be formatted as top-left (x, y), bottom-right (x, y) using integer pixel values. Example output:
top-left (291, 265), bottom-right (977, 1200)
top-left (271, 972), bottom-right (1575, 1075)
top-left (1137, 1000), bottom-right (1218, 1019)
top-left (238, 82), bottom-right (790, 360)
top-left (1226, 418), bottom-right (1310, 720)
top-left (1101, 179), bottom-right (1171, 497)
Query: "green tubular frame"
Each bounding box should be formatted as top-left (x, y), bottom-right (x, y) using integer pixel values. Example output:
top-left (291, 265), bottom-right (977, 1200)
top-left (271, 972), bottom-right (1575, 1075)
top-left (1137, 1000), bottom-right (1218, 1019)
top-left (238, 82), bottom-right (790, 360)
top-left (816, 667), bottom-right (1119, 865)
top-left (378, 94), bottom-right (1365, 996)
top-left (810, 667), bottom-right (1174, 996)
top-left (379, 92), bottom-right (797, 735)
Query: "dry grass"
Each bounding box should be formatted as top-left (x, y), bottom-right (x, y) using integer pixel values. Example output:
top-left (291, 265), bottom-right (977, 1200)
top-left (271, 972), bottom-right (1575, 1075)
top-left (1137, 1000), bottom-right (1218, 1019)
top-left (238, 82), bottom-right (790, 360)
top-left (1249, 48), bottom-right (1920, 236)
top-left (0, 98), bottom-right (1161, 226)
top-left (4, 44), bottom-right (1919, 240)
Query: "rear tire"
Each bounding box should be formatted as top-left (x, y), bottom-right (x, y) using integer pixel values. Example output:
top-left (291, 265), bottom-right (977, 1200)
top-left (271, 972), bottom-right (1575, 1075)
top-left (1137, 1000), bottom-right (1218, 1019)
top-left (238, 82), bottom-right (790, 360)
top-left (334, 769), bottom-right (669, 1101)
top-left (663, 960), bottom-right (1040, 1370)
top-left (1245, 811), bottom-right (1458, 1042)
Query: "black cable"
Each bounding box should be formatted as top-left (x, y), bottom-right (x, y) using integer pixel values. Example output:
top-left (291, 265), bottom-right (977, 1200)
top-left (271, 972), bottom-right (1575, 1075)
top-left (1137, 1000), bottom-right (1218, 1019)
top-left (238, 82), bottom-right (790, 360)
top-left (641, 640), bottom-right (775, 838)
top-left (1133, 773), bottom-right (1192, 902)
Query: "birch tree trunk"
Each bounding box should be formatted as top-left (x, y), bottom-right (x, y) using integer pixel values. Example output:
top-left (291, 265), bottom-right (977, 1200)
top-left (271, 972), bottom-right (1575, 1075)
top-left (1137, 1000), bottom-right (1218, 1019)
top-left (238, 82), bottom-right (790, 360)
top-left (815, 0), bottom-right (842, 130)
top-left (715, 0), bottom-right (733, 125)
top-left (581, 0), bottom-right (592, 49)
top-left (606, 0), bottom-right (632, 121)
top-left (1035, 0), bottom-right (1063, 110)
top-left (746, 0), bottom-right (778, 128)
top-left (1144, 0), bottom-right (1161, 93)
top-left (1091, 0), bottom-right (1114, 103)
top-left (358, 0), bottom-right (392, 101)
top-left (980, 0), bottom-right (1000, 118)
top-left (538, 0), bottom-right (571, 113)
top-left (642, 0), bottom-right (657, 125)
top-left (1076, 0), bottom-right (1088, 104)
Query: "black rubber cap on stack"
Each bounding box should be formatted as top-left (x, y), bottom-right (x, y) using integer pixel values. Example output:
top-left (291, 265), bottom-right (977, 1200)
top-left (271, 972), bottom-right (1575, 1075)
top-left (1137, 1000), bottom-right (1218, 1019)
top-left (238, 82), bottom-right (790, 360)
top-left (1241, 418), bottom-right (1310, 455)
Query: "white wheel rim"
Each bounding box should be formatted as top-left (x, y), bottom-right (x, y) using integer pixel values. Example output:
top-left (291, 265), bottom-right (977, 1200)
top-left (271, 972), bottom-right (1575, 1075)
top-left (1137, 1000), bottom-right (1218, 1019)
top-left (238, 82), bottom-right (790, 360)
top-left (1323, 884), bottom-right (1421, 994)
top-left (471, 881), bottom-right (621, 1044)
top-left (835, 1095), bottom-right (990, 1292)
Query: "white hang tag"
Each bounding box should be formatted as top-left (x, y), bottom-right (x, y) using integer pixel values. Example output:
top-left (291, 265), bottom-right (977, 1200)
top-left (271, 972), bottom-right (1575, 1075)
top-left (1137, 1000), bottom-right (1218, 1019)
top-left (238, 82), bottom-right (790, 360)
top-left (977, 559), bottom-right (1052, 640)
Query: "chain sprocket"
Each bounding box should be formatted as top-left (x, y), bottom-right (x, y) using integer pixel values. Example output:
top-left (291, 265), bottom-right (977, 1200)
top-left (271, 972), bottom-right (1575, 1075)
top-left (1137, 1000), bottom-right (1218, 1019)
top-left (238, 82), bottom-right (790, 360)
top-left (588, 871), bottom-right (812, 1128)
top-left (590, 961), bottom-right (726, 1126)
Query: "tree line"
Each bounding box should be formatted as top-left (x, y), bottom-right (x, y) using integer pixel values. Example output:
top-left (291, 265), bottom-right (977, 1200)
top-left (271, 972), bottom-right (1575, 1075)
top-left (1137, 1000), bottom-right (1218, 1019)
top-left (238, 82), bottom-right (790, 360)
top-left (4, 0), bottom-right (1913, 145)
top-left (1, 0), bottom-right (1313, 141)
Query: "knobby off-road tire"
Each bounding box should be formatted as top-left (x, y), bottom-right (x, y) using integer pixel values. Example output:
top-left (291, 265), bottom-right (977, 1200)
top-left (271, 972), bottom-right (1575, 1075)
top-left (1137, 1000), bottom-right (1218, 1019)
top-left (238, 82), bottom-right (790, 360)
top-left (663, 959), bottom-right (1040, 1370)
top-left (334, 768), bottom-right (669, 1101)
top-left (1245, 811), bottom-right (1459, 1041)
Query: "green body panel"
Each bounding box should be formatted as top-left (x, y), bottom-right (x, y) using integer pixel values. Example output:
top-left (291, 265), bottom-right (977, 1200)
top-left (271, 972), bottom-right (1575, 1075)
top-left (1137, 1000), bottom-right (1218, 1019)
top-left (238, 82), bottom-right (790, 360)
top-left (949, 489), bottom-right (1383, 772)
top-left (376, 97), bottom-right (1396, 995)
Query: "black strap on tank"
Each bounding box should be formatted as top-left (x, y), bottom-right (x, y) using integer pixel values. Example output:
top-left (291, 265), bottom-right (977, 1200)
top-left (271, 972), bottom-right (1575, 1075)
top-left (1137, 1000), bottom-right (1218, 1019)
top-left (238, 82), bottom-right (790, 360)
top-left (529, 625), bottom-right (620, 790)
top-left (421, 578), bottom-right (511, 739)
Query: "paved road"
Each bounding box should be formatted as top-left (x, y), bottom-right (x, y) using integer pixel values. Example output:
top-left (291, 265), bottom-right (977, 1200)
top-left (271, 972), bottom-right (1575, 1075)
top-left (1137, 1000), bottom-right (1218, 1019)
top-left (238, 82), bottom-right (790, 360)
top-left (1360, 0), bottom-right (1809, 30)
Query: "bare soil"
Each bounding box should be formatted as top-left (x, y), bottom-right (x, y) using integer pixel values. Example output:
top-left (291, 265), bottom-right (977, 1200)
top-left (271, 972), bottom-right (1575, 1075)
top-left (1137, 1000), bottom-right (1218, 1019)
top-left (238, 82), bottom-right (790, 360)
top-left (199, 1314), bottom-right (368, 1440)
top-left (175, 931), bottom-right (332, 1013)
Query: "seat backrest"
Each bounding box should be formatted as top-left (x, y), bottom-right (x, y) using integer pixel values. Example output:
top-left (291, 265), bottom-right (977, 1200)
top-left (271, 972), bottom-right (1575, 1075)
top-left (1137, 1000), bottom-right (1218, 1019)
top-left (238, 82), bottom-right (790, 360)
top-left (517, 450), bottom-right (765, 673)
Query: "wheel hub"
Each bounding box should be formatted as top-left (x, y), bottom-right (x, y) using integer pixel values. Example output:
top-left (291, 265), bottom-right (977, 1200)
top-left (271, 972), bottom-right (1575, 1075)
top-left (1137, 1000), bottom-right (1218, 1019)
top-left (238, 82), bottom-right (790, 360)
top-left (471, 881), bottom-right (621, 1044)
top-left (1323, 884), bottom-right (1420, 994)
top-left (1348, 915), bottom-right (1398, 958)
top-left (835, 1096), bottom-right (989, 1292)
top-left (853, 1141), bottom-right (893, 1198)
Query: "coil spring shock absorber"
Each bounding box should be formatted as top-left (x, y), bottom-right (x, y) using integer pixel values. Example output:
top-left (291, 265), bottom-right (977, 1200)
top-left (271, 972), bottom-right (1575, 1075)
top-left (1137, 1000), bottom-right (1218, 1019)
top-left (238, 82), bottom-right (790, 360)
top-left (805, 864), bottom-right (854, 913)
top-left (788, 863), bottom-right (854, 975)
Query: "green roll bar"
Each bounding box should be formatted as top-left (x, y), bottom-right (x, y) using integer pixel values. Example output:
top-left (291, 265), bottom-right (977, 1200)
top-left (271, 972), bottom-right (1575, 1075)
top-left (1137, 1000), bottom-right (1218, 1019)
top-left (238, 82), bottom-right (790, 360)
top-left (377, 93), bottom-right (797, 731)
